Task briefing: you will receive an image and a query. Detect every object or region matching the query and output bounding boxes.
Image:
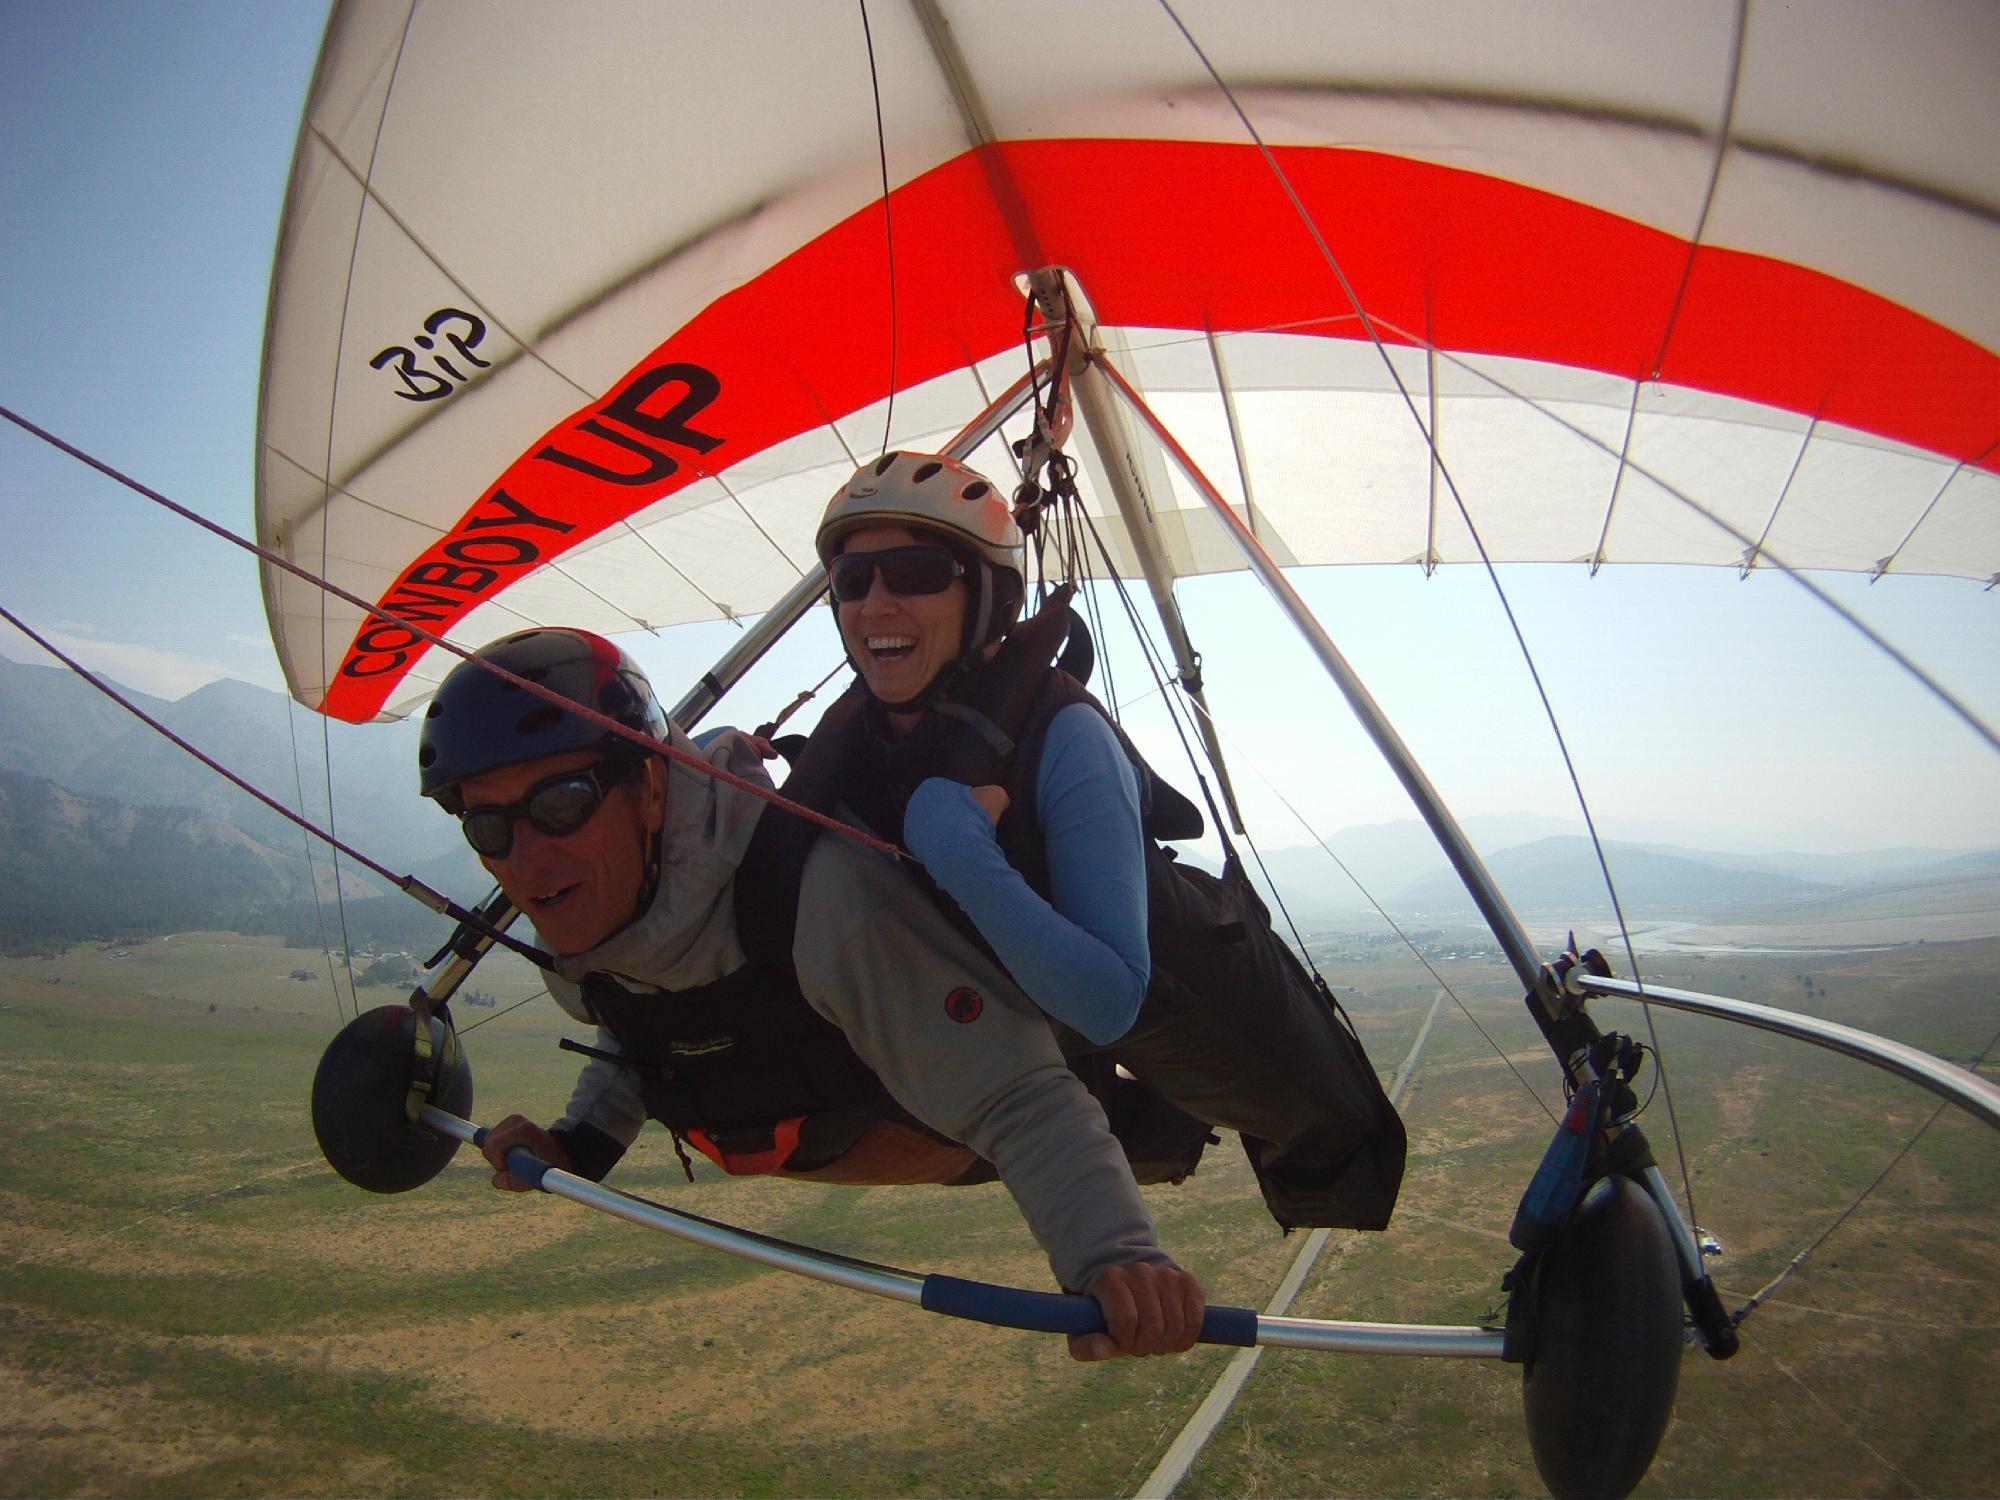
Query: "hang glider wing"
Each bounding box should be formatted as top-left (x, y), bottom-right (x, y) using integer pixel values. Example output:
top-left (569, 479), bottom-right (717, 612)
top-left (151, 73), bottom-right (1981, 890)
top-left (256, 0), bottom-right (2000, 721)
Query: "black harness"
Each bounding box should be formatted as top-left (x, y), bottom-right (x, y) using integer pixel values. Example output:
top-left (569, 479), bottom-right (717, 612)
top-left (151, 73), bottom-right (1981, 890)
top-left (556, 607), bottom-right (1098, 1182)
top-left (756, 589), bottom-right (1406, 1229)
top-left (738, 586), bottom-right (1200, 956)
top-left (577, 589), bottom-right (1403, 1223)
top-left (571, 831), bottom-right (960, 1180)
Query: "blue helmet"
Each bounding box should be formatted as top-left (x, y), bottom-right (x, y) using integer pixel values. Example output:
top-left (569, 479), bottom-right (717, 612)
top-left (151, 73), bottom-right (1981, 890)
top-left (416, 628), bottom-right (668, 815)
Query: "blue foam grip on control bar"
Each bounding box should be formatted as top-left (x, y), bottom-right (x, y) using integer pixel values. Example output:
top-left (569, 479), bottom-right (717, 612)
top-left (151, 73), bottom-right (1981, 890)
top-left (920, 1274), bottom-right (1259, 1347)
top-left (468, 1126), bottom-right (552, 1191)
top-left (504, 1146), bottom-right (552, 1191)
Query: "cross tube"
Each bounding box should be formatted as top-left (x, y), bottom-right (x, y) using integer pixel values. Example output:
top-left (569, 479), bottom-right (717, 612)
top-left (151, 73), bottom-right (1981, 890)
top-left (669, 362), bottom-right (1046, 731)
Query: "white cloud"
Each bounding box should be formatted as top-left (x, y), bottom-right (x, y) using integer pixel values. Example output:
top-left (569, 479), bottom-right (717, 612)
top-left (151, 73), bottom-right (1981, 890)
top-left (0, 619), bottom-right (282, 699)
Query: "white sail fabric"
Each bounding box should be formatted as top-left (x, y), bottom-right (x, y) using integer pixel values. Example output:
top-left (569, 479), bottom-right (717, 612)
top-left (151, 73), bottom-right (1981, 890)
top-left (257, 0), bottom-right (1999, 720)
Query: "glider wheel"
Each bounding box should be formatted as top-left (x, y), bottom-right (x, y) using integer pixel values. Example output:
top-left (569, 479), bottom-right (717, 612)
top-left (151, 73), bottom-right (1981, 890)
top-left (1518, 1173), bottom-right (1683, 1500)
top-left (311, 1003), bottom-right (473, 1193)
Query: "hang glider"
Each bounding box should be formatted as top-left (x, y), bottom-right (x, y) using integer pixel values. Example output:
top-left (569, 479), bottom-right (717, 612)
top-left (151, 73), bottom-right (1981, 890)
top-left (244, 6), bottom-right (1999, 1498)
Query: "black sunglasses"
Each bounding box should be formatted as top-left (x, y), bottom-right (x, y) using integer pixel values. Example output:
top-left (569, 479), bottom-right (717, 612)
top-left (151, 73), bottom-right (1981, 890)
top-left (459, 760), bottom-right (640, 859)
top-left (827, 544), bottom-right (963, 603)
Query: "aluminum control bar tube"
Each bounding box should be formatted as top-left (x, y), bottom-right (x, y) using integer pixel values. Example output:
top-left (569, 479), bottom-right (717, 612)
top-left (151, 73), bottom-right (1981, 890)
top-left (1573, 973), bottom-right (2000, 1131)
top-left (408, 886), bottom-right (522, 1018)
top-left (1090, 351), bottom-right (1548, 998)
top-left (421, 1107), bottom-right (1505, 1358)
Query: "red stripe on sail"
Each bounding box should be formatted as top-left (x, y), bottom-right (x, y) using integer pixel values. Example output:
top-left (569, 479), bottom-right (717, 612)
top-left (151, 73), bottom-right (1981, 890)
top-left (322, 138), bottom-right (1997, 720)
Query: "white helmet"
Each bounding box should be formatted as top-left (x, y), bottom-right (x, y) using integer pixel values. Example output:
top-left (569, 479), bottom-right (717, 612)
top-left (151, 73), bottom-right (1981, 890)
top-left (817, 452), bottom-right (1026, 659)
top-left (816, 451), bottom-right (1023, 573)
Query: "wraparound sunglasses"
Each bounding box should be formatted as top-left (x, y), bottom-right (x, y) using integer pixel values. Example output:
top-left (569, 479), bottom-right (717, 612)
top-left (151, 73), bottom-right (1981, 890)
top-left (459, 759), bottom-right (641, 858)
top-left (827, 544), bottom-right (964, 603)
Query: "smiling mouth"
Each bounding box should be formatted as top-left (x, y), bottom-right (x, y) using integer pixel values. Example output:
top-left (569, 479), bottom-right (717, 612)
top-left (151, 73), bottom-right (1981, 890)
top-left (527, 883), bottom-right (579, 910)
top-left (865, 634), bottom-right (916, 662)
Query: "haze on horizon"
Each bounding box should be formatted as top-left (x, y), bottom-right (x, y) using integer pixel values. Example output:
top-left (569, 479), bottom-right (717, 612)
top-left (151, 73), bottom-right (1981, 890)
top-left (4, 602), bottom-right (1989, 872)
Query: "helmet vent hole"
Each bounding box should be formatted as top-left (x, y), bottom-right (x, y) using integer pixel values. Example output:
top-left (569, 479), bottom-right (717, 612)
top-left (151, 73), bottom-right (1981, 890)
top-left (874, 453), bottom-right (897, 476)
top-left (913, 461), bottom-right (942, 483)
top-left (962, 481), bottom-right (990, 501)
top-left (424, 701), bottom-right (443, 718)
top-left (515, 705), bottom-right (562, 737)
top-left (417, 746), bottom-right (435, 767)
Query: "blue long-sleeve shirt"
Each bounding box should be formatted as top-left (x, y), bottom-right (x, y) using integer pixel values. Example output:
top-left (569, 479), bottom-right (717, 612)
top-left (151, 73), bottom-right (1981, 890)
top-left (902, 704), bottom-right (1150, 1044)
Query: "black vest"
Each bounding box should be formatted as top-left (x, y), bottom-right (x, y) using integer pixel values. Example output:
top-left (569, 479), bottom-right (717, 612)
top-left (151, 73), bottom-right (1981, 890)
top-left (574, 840), bottom-right (956, 1179)
top-left (736, 587), bottom-right (1201, 960)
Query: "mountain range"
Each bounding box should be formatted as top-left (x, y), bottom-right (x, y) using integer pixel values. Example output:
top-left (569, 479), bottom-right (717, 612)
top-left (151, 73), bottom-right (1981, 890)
top-left (0, 654), bottom-right (1991, 950)
top-left (0, 654), bottom-right (475, 872)
top-left (0, 656), bottom-right (481, 951)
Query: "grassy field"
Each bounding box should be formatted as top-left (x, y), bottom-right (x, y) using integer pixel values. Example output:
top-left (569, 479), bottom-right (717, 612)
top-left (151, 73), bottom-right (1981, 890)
top-left (2, 929), bottom-right (1995, 1497)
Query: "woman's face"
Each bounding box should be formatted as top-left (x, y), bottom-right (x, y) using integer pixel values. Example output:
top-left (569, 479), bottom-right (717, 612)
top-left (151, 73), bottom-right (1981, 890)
top-left (834, 523), bottom-right (967, 708)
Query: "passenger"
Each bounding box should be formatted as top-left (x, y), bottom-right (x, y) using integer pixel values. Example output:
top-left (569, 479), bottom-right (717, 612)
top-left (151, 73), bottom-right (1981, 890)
top-left (819, 453), bottom-right (1149, 1047)
top-left (418, 627), bottom-right (1205, 1361)
top-left (808, 453), bottom-right (1407, 1234)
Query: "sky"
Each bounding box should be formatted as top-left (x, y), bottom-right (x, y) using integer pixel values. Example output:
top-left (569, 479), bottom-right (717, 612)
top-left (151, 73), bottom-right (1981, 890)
top-left (1, 0), bottom-right (1995, 873)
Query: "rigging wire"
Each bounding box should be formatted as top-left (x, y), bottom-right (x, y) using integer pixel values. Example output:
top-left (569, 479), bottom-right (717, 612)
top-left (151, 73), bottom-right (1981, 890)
top-left (1016, 297), bottom-right (1122, 709)
top-left (282, 695), bottom-right (351, 1025)
top-left (290, 61), bottom-right (788, 590)
top-left (1057, 481), bottom-right (1430, 1064)
top-left (1165, 685), bottom-right (1562, 1126)
top-left (1766, 1354), bottom-right (1915, 1493)
top-left (456, 991), bottom-right (541, 1034)
top-left (1154, 0), bottom-right (1704, 1231)
top-left (755, 656), bottom-right (850, 739)
top-left (1063, 491), bottom-right (1225, 842)
top-left (1065, 500), bottom-right (1311, 980)
top-left (1021, 305), bottom-right (1555, 1116)
top-left (0, 403), bottom-right (902, 862)
top-left (1732, 1021), bottom-right (2000, 1328)
top-left (859, 0), bottom-right (898, 457)
top-left (1588, 0), bottom-right (1748, 572)
top-left (1381, 338), bottom-right (2000, 754)
top-left (1, 1156), bottom-right (328, 1276)
top-left (263, 443), bottom-right (787, 633)
top-left (1052, 308), bottom-right (2000, 660)
top-left (0, 603), bottom-right (557, 971)
top-left (315, 716), bottom-right (361, 1016)
top-left (306, 0), bottom-right (420, 1021)
top-left (1041, 458), bottom-right (1120, 716)
top-left (1091, 584), bottom-right (1560, 1124)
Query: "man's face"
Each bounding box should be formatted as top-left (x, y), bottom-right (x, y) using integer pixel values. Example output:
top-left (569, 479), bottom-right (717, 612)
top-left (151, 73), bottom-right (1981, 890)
top-left (455, 747), bottom-right (665, 955)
